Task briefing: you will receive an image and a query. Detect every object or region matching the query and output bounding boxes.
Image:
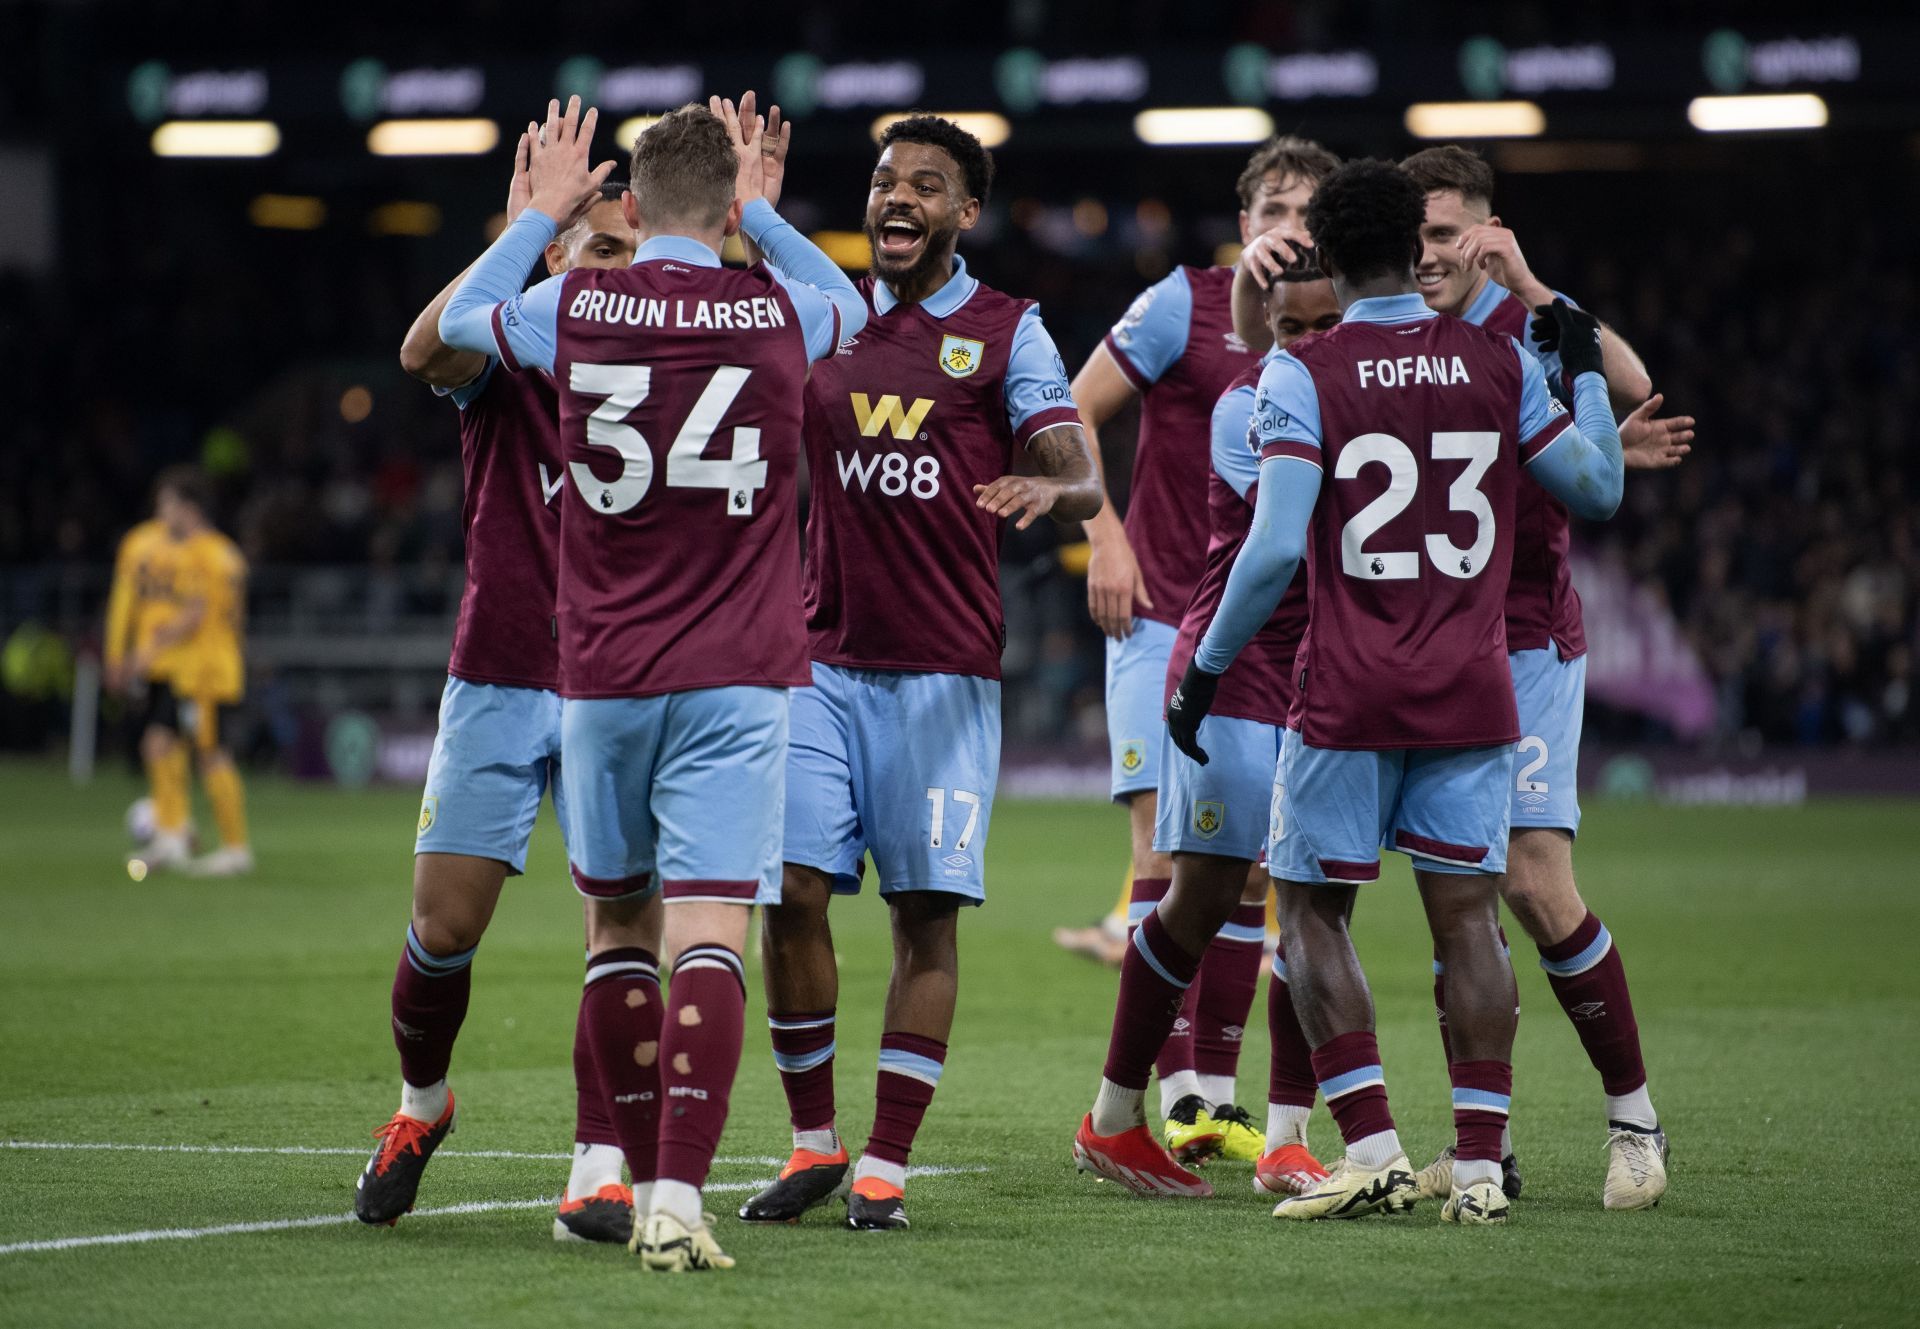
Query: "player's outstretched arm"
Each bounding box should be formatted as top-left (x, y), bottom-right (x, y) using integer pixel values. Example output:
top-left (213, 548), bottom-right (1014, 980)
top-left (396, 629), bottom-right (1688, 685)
top-left (1167, 454), bottom-right (1318, 765)
top-left (713, 92), bottom-right (865, 356)
top-left (1194, 456), bottom-right (1318, 677)
top-left (440, 97), bottom-right (615, 371)
top-left (401, 128), bottom-right (543, 388)
top-left (973, 425), bottom-right (1102, 530)
top-left (1229, 227), bottom-right (1310, 354)
top-left (1522, 302), bottom-right (1625, 520)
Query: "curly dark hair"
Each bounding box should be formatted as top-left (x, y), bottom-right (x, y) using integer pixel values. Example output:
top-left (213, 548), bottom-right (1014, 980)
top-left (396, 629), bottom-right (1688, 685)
top-left (1304, 158), bottom-right (1426, 287)
top-left (878, 114), bottom-right (995, 205)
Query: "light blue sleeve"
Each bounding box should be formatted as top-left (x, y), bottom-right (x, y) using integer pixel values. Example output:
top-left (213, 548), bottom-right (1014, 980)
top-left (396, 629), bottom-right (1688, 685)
top-left (1210, 383), bottom-right (1261, 500)
top-left (436, 358), bottom-right (496, 411)
top-left (1193, 455), bottom-right (1322, 675)
top-left (439, 210), bottom-right (566, 372)
top-left (1514, 339), bottom-right (1566, 444)
top-left (742, 198), bottom-right (867, 361)
top-left (1003, 307), bottom-right (1078, 438)
top-left (1105, 268), bottom-right (1193, 387)
top-left (1525, 371), bottom-right (1624, 521)
top-left (1518, 288), bottom-right (1577, 404)
top-left (1252, 352), bottom-right (1323, 456)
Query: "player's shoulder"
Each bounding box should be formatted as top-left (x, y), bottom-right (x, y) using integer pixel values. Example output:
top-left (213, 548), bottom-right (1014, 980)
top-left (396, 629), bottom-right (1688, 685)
top-left (120, 519), bottom-right (165, 554)
top-left (1182, 263), bottom-right (1234, 297)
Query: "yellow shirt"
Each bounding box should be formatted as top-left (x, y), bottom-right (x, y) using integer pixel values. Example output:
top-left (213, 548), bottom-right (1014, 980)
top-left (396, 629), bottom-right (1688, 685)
top-left (105, 520), bottom-right (191, 681)
top-left (154, 529), bottom-right (248, 701)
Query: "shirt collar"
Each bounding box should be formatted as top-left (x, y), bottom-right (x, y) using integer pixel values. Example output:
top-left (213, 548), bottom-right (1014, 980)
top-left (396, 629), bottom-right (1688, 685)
top-left (632, 235), bottom-right (721, 268)
top-left (872, 254), bottom-right (978, 319)
top-left (1461, 277), bottom-right (1509, 327)
top-left (1343, 292), bottom-right (1439, 325)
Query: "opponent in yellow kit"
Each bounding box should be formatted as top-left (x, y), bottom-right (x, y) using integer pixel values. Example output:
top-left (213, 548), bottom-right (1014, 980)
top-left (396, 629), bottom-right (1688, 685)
top-left (106, 468), bottom-right (251, 875)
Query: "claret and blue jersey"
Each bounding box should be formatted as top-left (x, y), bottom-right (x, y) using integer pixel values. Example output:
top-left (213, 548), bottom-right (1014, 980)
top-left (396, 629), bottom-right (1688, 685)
top-left (789, 255), bottom-right (1078, 903)
top-left (1193, 291), bottom-right (1624, 882)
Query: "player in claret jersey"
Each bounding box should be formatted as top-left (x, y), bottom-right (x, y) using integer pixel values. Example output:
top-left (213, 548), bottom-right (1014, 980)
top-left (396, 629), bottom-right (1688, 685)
top-left (737, 115), bottom-right (1099, 1233)
top-left (1073, 253), bottom-right (1340, 1200)
top-left (1164, 160), bottom-right (1626, 1225)
top-left (1057, 136), bottom-right (1339, 1156)
top-left (1398, 146), bottom-right (1688, 1209)
top-left (438, 96), bottom-right (864, 1271)
top-left (352, 135), bottom-right (638, 1243)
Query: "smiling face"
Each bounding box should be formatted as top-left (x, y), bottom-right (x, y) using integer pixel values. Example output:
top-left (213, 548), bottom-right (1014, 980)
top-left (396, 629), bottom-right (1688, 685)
top-left (865, 140), bottom-right (979, 288)
top-left (1415, 188), bottom-right (1492, 317)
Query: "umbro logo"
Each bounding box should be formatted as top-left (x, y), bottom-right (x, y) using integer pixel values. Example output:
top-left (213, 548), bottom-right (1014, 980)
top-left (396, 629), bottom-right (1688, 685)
top-left (1570, 1001), bottom-right (1606, 1019)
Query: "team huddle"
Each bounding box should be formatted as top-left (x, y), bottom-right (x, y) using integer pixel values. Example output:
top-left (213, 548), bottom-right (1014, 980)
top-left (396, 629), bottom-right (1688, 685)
top-left (352, 92), bottom-right (1691, 1268)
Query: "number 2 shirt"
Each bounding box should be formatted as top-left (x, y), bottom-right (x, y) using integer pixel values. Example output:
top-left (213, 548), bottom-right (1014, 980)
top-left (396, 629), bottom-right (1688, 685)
top-left (1253, 292), bottom-right (1570, 751)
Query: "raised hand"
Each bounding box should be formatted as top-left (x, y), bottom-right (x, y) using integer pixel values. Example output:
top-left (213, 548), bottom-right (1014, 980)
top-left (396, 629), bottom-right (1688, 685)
top-left (526, 96), bottom-right (617, 229)
top-left (1531, 298), bottom-right (1605, 379)
top-left (1619, 393), bottom-right (1696, 470)
top-left (1239, 225), bottom-right (1312, 291)
top-left (1459, 224), bottom-right (1550, 305)
top-left (505, 125), bottom-right (534, 223)
top-left (709, 94), bottom-right (766, 205)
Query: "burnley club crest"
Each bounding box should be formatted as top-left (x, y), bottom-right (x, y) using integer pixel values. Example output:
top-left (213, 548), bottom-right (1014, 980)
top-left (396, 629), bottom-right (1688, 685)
top-left (939, 335), bottom-right (984, 379)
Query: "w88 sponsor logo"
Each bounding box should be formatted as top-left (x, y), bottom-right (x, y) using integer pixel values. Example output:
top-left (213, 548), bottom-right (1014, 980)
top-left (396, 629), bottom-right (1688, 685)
top-left (836, 449), bottom-right (941, 499)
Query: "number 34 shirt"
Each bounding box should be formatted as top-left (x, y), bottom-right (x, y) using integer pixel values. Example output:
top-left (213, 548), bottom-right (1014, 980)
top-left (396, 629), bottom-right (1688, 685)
top-left (469, 205), bottom-right (856, 700)
top-left (802, 257), bottom-right (1080, 681)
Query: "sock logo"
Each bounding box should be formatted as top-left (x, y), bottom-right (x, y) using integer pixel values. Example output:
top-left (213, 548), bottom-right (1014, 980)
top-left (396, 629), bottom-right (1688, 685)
top-left (1170, 1017), bottom-right (1191, 1037)
top-left (391, 1018), bottom-right (424, 1041)
top-left (668, 1086), bottom-right (710, 1101)
top-left (1222, 1024), bottom-right (1244, 1044)
top-left (613, 1091), bottom-right (657, 1104)
top-left (1570, 1001), bottom-right (1606, 1020)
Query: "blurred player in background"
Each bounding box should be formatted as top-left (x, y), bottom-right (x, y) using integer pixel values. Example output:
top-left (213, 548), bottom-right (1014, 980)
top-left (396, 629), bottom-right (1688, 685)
top-left (1397, 145), bottom-right (1683, 1209)
top-left (1054, 136), bottom-right (1340, 1153)
top-left (105, 485), bottom-right (192, 868)
top-left (742, 114), bottom-right (1098, 1233)
top-left (1166, 160), bottom-right (1626, 1224)
top-left (353, 134), bottom-right (638, 1243)
top-left (108, 467), bottom-right (251, 877)
top-left (439, 95), bottom-right (863, 1271)
top-left (1072, 251), bottom-right (1339, 1200)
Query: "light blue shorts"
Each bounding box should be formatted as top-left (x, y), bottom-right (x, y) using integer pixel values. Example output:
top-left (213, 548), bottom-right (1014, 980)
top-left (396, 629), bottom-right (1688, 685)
top-left (415, 677), bottom-right (564, 876)
top-left (1509, 645), bottom-right (1586, 834)
top-left (1152, 715), bottom-right (1283, 862)
top-left (1268, 728), bottom-right (1513, 884)
top-left (1104, 616), bottom-right (1179, 802)
top-left (560, 687), bottom-right (788, 905)
top-left (785, 662), bottom-right (999, 903)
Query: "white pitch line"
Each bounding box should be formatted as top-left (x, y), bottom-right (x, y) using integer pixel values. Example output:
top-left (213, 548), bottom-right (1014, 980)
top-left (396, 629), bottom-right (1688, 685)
top-left (0, 1156), bottom-right (990, 1258)
top-left (1, 1140), bottom-right (784, 1167)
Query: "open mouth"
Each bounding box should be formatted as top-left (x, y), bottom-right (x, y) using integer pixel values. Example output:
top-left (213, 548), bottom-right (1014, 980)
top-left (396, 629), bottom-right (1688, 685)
top-left (875, 218), bottom-right (925, 260)
top-left (1416, 270), bottom-right (1446, 291)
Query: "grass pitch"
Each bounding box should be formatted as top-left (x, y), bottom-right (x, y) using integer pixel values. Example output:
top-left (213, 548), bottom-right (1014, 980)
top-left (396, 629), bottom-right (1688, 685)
top-left (2, 758), bottom-right (1917, 1327)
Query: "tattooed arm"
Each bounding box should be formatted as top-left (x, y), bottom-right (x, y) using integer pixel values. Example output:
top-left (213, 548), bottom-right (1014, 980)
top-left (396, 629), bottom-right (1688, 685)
top-left (972, 424), bottom-right (1103, 529)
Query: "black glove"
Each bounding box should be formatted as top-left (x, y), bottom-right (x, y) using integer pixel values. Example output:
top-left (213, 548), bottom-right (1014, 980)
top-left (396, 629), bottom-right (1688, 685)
top-left (1529, 298), bottom-right (1604, 380)
top-left (1164, 663), bottom-right (1221, 766)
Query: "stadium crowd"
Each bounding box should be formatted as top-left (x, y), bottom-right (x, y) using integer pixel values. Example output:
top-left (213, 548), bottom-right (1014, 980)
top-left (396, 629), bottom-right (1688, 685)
top-left (2, 161), bottom-right (1914, 751)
